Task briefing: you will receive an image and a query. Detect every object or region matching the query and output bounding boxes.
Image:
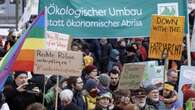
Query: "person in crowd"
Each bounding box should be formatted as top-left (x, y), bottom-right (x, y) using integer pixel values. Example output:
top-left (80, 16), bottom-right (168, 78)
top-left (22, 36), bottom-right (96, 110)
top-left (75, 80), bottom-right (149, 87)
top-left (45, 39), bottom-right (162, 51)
top-left (145, 84), bottom-right (161, 110)
top-left (111, 64), bottom-right (121, 74)
top-left (83, 79), bottom-right (98, 110)
top-left (71, 42), bottom-right (82, 51)
top-left (82, 43), bottom-right (95, 67)
top-left (109, 69), bottom-right (120, 92)
top-left (83, 52), bottom-right (94, 67)
top-left (159, 82), bottom-right (182, 110)
top-left (81, 65), bottom-right (98, 84)
top-left (107, 49), bottom-right (120, 72)
top-left (65, 76), bottom-right (86, 110)
top-left (131, 88), bottom-right (156, 110)
top-left (0, 40), bottom-right (11, 57)
top-left (123, 45), bottom-right (139, 63)
top-left (113, 89), bottom-right (136, 110)
top-left (95, 92), bottom-right (113, 110)
top-left (97, 74), bottom-right (111, 93)
top-left (3, 71), bottom-right (42, 110)
top-left (26, 103), bottom-right (46, 110)
top-left (44, 75), bottom-right (66, 110)
top-left (117, 39), bottom-right (127, 65)
top-left (0, 92), bottom-right (9, 110)
top-left (59, 89), bottom-right (80, 110)
top-left (99, 39), bottom-right (112, 73)
top-left (134, 38), bottom-right (147, 61)
top-left (167, 69), bottom-right (179, 91)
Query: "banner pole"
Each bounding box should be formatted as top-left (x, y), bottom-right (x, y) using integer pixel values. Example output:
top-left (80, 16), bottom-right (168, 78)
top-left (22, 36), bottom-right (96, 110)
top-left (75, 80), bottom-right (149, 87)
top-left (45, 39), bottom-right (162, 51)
top-left (42, 7), bottom-right (48, 105)
top-left (186, 0), bottom-right (192, 66)
top-left (42, 75), bottom-right (46, 105)
top-left (55, 75), bottom-right (59, 110)
top-left (162, 49), bottom-right (169, 83)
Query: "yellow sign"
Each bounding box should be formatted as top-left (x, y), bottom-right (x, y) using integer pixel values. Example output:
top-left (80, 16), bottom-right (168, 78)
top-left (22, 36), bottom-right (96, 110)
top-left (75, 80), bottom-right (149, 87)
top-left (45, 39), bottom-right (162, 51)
top-left (148, 15), bottom-right (184, 60)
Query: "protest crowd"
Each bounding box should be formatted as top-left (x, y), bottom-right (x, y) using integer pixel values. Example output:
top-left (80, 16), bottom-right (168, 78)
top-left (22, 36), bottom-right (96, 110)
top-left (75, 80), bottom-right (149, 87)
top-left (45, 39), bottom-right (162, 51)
top-left (0, 29), bottom-right (194, 110)
top-left (0, 2), bottom-right (195, 110)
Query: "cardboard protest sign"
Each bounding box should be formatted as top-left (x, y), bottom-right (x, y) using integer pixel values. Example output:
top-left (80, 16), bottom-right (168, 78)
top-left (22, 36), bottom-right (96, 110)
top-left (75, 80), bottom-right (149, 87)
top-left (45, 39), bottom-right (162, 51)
top-left (118, 63), bottom-right (145, 89)
top-left (178, 66), bottom-right (195, 106)
top-left (46, 31), bottom-right (72, 51)
top-left (148, 15), bottom-right (184, 60)
top-left (34, 49), bottom-right (83, 76)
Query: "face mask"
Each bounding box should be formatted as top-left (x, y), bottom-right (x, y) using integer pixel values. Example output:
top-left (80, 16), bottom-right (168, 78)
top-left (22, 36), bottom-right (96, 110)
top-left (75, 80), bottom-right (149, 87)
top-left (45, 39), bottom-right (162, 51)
top-left (89, 90), bottom-right (98, 97)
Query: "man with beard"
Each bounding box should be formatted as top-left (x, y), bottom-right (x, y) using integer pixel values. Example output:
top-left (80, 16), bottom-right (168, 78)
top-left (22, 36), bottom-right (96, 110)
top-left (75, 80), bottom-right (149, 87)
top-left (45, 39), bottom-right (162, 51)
top-left (145, 84), bottom-right (161, 110)
top-left (109, 69), bottom-right (120, 92)
top-left (131, 88), bottom-right (155, 110)
top-left (65, 76), bottom-right (86, 110)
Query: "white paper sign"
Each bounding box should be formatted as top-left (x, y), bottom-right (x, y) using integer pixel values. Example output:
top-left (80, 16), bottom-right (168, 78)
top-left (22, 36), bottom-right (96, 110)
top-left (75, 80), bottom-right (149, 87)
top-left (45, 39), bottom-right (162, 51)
top-left (46, 31), bottom-right (70, 51)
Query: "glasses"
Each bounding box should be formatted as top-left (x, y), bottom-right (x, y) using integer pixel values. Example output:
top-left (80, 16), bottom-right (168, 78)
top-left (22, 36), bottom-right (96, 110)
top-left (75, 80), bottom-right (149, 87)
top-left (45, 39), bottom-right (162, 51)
top-left (111, 77), bottom-right (118, 80)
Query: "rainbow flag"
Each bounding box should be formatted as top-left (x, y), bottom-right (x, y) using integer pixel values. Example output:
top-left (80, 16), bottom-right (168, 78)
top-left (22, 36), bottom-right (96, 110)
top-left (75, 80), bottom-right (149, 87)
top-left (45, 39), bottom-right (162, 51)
top-left (0, 11), bottom-right (45, 91)
top-left (12, 11), bottom-right (45, 72)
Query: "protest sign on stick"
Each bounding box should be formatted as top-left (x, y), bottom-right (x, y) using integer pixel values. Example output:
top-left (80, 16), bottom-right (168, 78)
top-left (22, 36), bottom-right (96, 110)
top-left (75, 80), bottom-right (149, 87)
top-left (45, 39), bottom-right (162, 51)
top-left (118, 63), bottom-right (145, 89)
top-left (34, 49), bottom-right (83, 76)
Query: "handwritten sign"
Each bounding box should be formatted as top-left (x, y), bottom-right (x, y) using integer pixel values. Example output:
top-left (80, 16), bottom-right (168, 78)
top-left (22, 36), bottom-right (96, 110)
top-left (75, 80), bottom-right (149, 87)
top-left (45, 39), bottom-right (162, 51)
top-left (148, 15), bottom-right (184, 60)
top-left (34, 49), bottom-right (83, 76)
top-left (118, 63), bottom-right (145, 89)
top-left (46, 31), bottom-right (71, 51)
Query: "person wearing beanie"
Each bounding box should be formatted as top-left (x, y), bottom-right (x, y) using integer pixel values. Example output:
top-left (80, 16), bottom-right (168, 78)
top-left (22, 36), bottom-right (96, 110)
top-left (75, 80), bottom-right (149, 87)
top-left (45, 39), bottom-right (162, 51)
top-left (145, 84), bottom-right (161, 110)
top-left (97, 74), bottom-right (110, 94)
top-left (95, 92), bottom-right (113, 110)
top-left (83, 79), bottom-right (98, 110)
top-left (81, 65), bottom-right (97, 84)
top-left (59, 89), bottom-right (80, 110)
top-left (85, 79), bottom-right (98, 93)
top-left (3, 71), bottom-right (42, 110)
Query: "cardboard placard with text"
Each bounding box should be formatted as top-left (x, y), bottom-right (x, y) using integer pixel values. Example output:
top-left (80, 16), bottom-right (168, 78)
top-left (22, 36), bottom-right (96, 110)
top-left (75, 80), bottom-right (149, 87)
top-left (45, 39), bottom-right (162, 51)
top-left (46, 31), bottom-right (72, 51)
top-left (118, 63), bottom-right (145, 89)
top-left (34, 49), bottom-right (83, 76)
top-left (148, 15), bottom-right (184, 60)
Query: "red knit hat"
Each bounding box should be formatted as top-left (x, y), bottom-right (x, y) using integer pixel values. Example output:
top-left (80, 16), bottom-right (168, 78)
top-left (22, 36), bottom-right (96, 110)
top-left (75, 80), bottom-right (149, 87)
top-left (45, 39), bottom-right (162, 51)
top-left (83, 65), bottom-right (96, 74)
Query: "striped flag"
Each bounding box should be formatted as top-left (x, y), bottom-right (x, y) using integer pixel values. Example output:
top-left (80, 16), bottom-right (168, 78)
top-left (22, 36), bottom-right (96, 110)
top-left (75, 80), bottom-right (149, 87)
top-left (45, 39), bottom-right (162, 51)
top-left (0, 11), bottom-right (45, 91)
top-left (12, 11), bottom-right (45, 72)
